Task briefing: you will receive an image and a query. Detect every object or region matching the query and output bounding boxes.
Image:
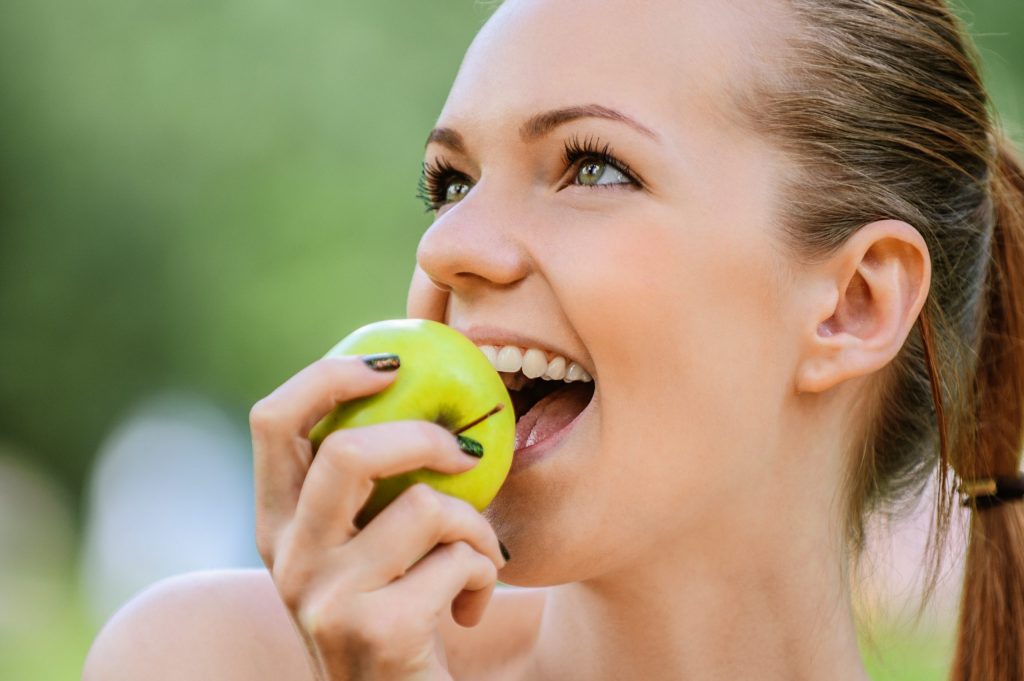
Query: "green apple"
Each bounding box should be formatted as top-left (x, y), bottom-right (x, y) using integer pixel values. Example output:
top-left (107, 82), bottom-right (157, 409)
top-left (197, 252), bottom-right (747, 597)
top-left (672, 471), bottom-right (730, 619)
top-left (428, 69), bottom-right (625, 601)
top-left (308, 318), bottom-right (515, 528)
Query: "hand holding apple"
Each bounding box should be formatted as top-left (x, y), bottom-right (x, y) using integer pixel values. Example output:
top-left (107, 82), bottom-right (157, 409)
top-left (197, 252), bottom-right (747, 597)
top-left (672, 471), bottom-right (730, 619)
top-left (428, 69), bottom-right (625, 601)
top-left (249, 329), bottom-right (510, 678)
top-left (308, 318), bottom-right (515, 527)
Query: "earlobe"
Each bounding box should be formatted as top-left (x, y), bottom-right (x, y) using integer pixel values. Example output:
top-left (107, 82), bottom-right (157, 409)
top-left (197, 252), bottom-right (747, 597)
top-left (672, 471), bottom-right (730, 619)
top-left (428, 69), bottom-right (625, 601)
top-left (794, 219), bottom-right (931, 394)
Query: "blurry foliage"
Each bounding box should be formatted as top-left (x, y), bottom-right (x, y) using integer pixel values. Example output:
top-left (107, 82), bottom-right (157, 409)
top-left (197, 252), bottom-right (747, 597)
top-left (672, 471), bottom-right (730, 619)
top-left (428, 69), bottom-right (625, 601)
top-left (0, 0), bottom-right (1021, 514)
top-left (0, 0), bottom-right (494, 503)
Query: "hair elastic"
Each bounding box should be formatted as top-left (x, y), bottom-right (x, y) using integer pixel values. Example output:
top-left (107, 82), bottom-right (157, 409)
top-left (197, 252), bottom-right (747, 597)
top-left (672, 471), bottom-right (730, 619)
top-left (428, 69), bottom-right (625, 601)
top-left (959, 472), bottom-right (1024, 510)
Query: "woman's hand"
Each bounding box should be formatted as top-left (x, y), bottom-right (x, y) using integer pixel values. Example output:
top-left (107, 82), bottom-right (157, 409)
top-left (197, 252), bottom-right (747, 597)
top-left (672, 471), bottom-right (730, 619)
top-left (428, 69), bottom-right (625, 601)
top-left (249, 355), bottom-right (508, 681)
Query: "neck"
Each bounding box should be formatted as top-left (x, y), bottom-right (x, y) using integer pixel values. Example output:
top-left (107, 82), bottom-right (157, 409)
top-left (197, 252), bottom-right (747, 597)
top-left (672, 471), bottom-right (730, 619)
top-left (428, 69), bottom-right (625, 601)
top-left (522, 480), bottom-right (871, 681)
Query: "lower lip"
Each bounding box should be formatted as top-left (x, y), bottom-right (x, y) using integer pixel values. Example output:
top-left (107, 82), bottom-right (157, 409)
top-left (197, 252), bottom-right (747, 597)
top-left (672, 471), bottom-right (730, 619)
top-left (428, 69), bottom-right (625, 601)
top-left (508, 388), bottom-right (596, 473)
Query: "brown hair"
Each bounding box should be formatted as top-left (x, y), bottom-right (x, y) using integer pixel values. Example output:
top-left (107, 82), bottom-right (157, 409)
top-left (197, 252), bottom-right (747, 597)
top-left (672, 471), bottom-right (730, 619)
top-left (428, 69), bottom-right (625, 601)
top-left (733, 1), bottom-right (1024, 678)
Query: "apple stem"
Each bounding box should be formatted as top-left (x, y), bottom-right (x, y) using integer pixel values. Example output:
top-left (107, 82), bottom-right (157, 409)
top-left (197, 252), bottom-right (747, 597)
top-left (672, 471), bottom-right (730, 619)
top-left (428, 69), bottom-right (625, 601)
top-left (452, 402), bottom-right (505, 435)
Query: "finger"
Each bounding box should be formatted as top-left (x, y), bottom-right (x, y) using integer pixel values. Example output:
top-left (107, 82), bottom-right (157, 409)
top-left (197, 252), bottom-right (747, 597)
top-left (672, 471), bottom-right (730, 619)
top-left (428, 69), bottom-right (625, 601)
top-left (342, 483), bottom-right (505, 590)
top-left (374, 540), bottom-right (498, 629)
top-left (250, 355), bottom-right (399, 546)
top-left (452, 580), bottom-right (497, 628)
top-left (251, 355), bottom-right (400, 447)
top-left (406, 263), bottom-right (450, 321)
top-left (290, 422), bottom-right (482, 548)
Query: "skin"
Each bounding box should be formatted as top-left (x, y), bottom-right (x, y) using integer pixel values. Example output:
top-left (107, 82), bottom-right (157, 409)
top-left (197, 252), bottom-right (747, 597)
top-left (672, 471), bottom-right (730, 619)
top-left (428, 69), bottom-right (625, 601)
top-left (83, 0), bottom-right (932, 679)
top-left (410, 1), bottom-right (929, 677)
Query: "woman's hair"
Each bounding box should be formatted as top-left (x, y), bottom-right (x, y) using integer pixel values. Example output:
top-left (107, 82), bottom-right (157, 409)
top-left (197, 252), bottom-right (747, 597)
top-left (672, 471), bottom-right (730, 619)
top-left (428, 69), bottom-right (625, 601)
top-left (730, 1), bottom-right (1024, 678)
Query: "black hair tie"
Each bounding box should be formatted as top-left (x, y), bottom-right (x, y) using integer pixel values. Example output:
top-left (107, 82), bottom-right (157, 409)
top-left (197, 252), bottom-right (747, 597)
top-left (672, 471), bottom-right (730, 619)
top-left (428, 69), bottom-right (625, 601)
top-left (959, 472), bottom-right (1024, 511)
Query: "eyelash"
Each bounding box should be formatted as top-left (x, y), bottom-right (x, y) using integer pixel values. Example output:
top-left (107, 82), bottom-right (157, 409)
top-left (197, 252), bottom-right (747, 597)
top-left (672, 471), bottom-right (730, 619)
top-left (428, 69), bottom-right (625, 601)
top-left (415, 133), bottom-right (642, 213)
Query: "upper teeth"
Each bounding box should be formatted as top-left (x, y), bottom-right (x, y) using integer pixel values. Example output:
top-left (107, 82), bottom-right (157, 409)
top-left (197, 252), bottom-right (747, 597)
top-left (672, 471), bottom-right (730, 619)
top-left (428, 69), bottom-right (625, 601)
top-left (476, 344), bottom-right (593, 383)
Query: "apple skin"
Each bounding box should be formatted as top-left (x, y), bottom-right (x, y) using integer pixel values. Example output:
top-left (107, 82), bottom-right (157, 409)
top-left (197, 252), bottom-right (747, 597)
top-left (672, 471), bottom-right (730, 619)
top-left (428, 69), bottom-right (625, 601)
top-left (308, 318), bottom-right (515, 528)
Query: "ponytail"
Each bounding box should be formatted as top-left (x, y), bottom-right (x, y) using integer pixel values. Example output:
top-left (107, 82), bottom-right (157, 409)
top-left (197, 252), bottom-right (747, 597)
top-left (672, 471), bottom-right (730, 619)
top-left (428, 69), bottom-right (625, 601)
top-left (729, 0), bottom-right (1024, 674)
top-left (950, 135), bottom-right (1024, 681)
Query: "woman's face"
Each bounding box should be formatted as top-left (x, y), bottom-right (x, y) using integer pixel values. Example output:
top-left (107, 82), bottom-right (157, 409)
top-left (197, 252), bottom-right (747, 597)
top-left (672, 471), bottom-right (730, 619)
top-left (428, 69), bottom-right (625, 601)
top-left (407, 0), bottom-right (802, 585)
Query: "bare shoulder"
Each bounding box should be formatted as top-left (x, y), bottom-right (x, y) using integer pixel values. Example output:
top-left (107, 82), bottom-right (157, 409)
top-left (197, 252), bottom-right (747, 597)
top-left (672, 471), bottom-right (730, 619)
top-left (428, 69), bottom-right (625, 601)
top-left (82, 568), bottom-right (312, 681)
top-left (439, 585), bottom-right (549, 681)
top-left (82, 568), bottom-right (548, 681)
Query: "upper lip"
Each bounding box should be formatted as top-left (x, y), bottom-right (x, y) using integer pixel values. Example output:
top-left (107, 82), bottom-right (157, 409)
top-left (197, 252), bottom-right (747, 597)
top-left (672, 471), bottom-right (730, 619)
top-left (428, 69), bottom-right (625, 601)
top-left (452, 323), bottom-right (595, 379)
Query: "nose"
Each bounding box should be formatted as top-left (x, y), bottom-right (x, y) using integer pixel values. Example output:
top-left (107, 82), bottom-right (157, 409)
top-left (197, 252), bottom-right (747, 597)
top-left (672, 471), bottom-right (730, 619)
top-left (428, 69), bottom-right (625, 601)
top-left (409, 192), bottom-right (531, 318)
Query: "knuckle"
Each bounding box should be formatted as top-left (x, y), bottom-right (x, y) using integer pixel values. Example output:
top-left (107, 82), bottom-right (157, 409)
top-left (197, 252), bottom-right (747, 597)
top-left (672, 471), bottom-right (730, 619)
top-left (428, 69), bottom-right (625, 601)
top-left (275, 579), bottom-right (302, 613)
top-left (300, 598), bottom-right (354, 642)
top-left (319, 432), bottom-right (366, 475)
top-left (448, 539), bottom-right (476, 562)
top-left (254, 530), bottom-right (276, 569)
top-left (297, 600), bottom-right (325, 636)
top-left (404, 483), bottom-right (443, 520)
top-left (270, 550), bottom-right (312, 612)
top-left (248, 397), bottom-right (280, 433)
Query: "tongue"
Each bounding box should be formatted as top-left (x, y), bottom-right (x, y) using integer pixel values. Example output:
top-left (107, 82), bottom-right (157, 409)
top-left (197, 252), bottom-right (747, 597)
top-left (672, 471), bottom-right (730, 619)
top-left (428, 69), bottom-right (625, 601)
top-left (514, 382), bottom-right (592, 451)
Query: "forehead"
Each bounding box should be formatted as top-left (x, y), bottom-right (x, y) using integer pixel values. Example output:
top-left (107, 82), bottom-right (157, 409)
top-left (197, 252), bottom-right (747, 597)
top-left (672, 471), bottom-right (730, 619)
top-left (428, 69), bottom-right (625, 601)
top-left (437, 0), bottom-right (780, 145)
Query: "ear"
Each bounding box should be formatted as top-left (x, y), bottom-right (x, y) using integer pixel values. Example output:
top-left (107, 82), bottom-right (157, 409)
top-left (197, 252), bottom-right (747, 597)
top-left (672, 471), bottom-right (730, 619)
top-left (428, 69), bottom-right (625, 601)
top-left (795, 219), bottom-right (931, 394)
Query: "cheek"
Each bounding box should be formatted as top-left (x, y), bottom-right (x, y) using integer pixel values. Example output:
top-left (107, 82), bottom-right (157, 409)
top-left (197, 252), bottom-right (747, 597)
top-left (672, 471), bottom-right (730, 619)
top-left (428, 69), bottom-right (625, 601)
top-left (552, 203), bottom-right (792, 500)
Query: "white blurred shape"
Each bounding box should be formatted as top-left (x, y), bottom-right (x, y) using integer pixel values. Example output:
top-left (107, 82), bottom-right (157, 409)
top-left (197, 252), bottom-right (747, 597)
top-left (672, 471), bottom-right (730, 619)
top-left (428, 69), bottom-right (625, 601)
top-left (0, 450), bottom-right (75, 638)
top-left (855, 471), bottom-right (971, 630)
top-left (80, 393), bottom-right (259, 625)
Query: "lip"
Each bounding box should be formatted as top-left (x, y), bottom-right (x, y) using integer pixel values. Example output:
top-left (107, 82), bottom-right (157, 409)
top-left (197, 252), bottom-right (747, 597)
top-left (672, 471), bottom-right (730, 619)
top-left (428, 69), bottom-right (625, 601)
top-left (508, 383), bottom-right (597, 473)
top-left (452, 323), bottom-right (596, 379)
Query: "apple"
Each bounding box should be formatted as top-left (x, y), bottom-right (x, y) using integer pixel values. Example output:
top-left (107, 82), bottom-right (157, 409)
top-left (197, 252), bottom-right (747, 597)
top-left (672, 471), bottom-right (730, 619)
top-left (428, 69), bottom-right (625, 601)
top-left (308, 318), bottom-right (515, 528)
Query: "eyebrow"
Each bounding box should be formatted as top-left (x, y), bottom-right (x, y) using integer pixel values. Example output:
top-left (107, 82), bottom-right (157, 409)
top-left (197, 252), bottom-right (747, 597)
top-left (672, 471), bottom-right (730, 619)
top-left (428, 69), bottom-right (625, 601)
top-left (424, 103), bottom-right (659, 153)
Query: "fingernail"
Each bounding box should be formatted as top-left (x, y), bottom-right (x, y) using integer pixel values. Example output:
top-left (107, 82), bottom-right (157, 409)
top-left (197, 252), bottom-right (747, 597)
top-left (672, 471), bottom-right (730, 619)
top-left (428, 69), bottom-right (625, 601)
top-left (456, 434), bottom-right (484, 458)
top-left (362, 353), bottom-right (400, 371)
top-left (498, 540), bottom-right (510, 562)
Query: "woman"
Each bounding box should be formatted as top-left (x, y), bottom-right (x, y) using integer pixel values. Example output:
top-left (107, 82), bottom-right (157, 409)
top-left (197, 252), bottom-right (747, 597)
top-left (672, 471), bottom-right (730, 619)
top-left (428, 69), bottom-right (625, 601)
top-left (83, 0), bottom-right (1024, 679)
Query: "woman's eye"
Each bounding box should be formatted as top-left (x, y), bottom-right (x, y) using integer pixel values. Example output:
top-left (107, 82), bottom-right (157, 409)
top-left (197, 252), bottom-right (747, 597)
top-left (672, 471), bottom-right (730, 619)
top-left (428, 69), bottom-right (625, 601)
top-left (415, 158), bottom-right (473, 213)
top-left (573, 159), bottom-right (631, 187)
top-left (445, 180), bottom-right (471, 203)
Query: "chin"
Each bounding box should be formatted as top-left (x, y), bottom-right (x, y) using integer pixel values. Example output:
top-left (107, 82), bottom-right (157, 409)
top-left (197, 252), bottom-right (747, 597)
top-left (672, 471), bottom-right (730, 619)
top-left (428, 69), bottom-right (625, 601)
top-left (483, 478), bottom-right (610, 586)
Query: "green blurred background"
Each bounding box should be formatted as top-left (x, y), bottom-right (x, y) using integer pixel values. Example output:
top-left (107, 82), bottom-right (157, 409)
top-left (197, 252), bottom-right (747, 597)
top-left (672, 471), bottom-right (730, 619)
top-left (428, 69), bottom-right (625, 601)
top-left (0, 0), bottom-right (1021, 679)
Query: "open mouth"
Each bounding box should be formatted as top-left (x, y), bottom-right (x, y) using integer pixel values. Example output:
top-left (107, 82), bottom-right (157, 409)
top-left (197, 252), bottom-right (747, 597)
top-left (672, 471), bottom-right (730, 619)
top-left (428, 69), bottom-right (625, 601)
top-left (503, 372), bottom-right (596, 450)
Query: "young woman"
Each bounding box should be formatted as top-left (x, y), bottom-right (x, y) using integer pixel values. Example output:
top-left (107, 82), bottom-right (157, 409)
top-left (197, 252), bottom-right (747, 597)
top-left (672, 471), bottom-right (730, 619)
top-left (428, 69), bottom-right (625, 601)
top-left (83, 0), bottom-right (1024, 679)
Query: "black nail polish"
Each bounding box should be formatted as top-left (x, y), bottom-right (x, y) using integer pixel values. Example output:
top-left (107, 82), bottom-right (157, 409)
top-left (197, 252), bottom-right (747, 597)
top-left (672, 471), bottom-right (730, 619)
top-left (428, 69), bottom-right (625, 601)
top-left (362, 353), bottom-right (400, 371)
top-left (499, 540), bottom-right (510, 562)
top-left (456, 434), bottom-right (484, 458)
